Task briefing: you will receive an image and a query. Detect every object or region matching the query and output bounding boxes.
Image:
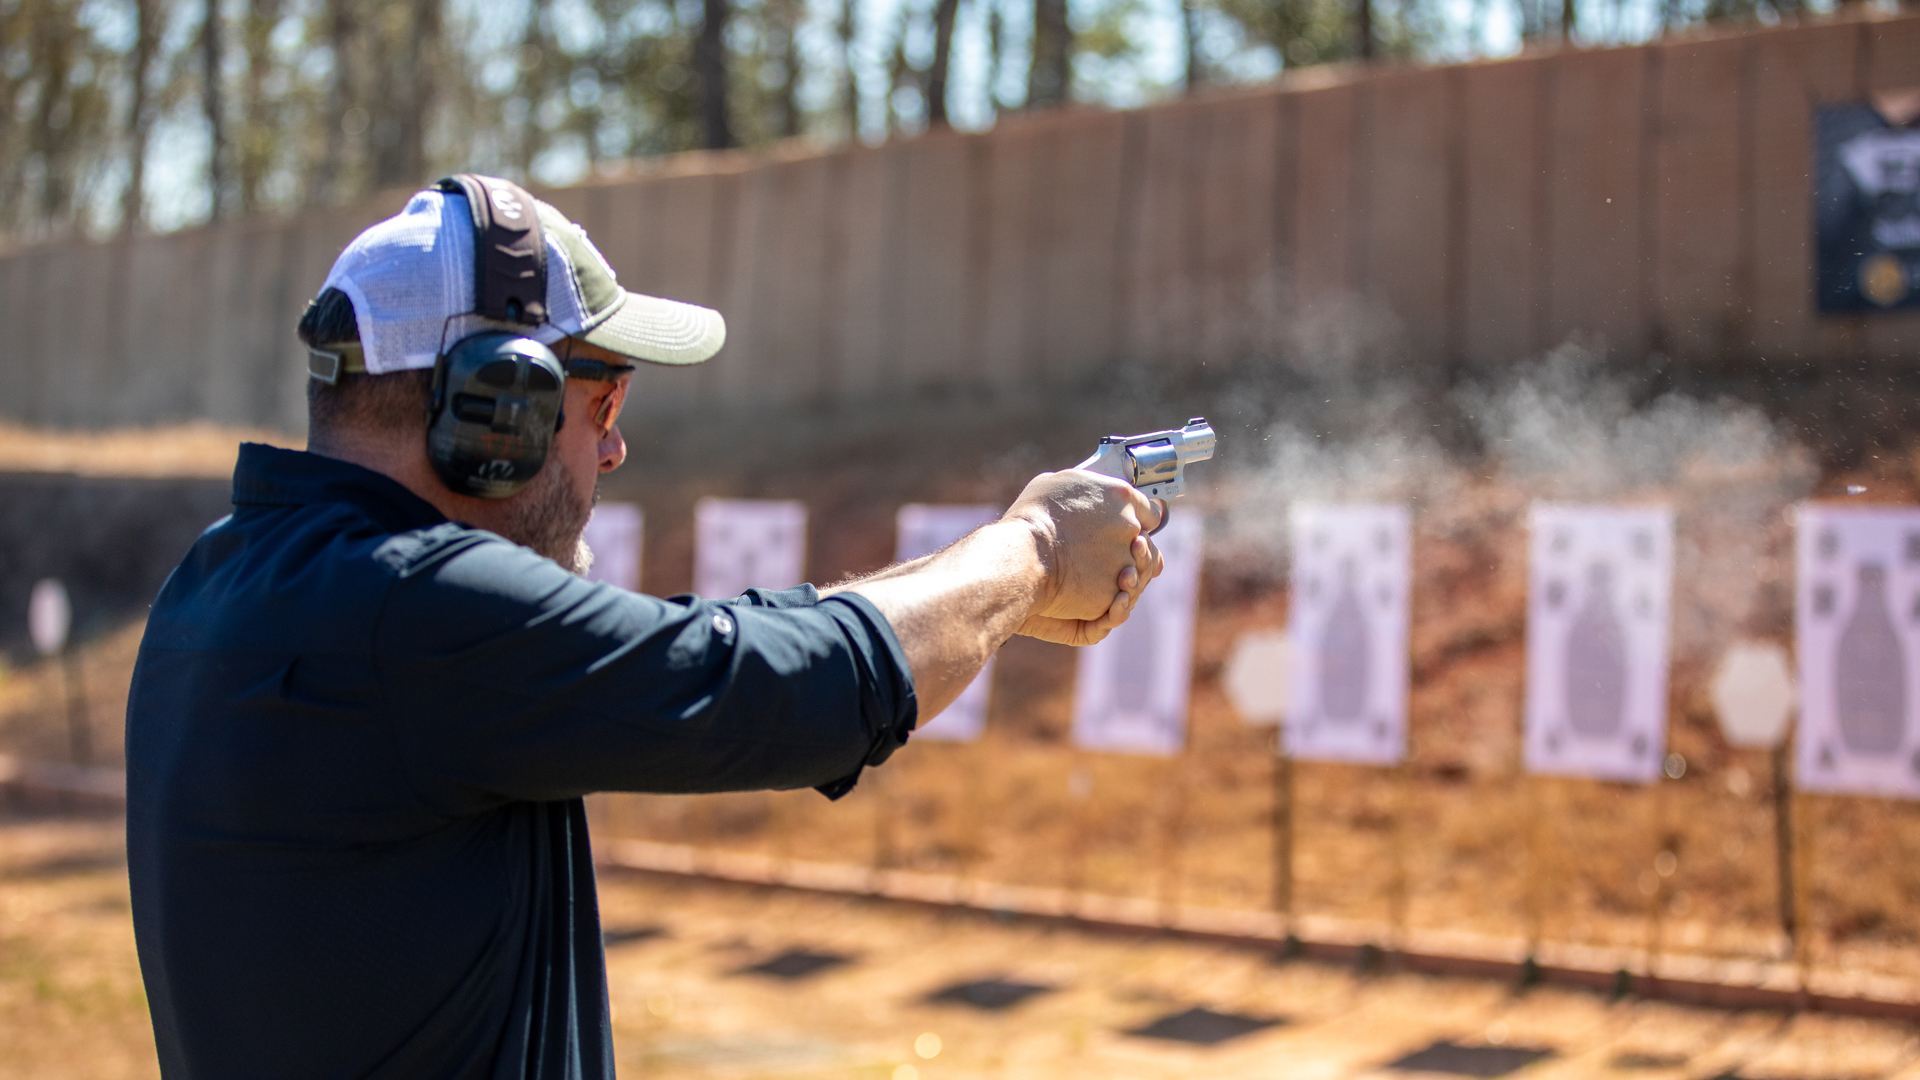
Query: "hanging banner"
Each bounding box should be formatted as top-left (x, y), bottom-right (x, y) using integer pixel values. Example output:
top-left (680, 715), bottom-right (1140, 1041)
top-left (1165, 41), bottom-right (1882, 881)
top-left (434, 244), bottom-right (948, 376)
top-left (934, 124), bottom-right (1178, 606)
top-left (896, 504), bottom-right (1003, 742)
top-left (1815, 104), bottom-right (1920, 313)
top-left (694, 499), bottom-right (808, 599)
top-left (1523, 504), bottom-right (1675, 784)
top-left (1284, 504), bottom-right (1411, 765)
top-left (582, 502), bottom-right (644, 591)
top-left (1070, 511), bottom-right (1204, 757)
top-left (1796, 505), bottom-right (1920, 799)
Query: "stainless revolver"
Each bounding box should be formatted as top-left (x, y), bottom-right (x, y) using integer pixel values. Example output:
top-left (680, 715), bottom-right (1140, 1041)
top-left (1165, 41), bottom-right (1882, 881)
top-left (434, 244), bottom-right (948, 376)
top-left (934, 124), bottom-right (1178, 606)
top-left (1075, 417), bottom-right (1216, 535)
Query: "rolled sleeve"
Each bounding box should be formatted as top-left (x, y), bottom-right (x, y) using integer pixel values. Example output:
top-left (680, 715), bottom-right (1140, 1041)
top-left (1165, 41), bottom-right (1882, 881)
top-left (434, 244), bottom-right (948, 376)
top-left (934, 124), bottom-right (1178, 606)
top-left (371, 534), bottom-right (917, 810)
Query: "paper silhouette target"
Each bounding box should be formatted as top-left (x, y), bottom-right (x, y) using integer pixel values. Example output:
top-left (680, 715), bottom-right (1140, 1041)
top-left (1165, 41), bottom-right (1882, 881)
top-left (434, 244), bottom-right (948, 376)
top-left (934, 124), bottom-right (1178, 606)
top-left (694, 499), bottom-right (808, 599)
top-left (582, 503), bottom-right (644, 591)
top-left (1284, 504), bottom-right (1411, 765)
top-left (1523, 504), bottom-right (1675, 784)
top-left (1071, 512), bottom-right (1204, 756)
top-left (1795, 506), bottom-right (1920, 799)
top-left (897, 504), bottom-right (1002, 742)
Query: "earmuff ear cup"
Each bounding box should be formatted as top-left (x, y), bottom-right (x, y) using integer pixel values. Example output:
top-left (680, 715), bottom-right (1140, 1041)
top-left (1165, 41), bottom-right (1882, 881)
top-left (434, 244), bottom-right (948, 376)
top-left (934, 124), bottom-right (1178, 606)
top-left (425, 333), bottom-right (567, 498)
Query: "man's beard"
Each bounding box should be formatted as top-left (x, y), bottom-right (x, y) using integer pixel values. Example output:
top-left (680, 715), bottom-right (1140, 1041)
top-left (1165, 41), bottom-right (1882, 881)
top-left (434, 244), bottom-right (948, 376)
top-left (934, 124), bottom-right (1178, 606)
top-left (501, 454), bottom-right (597, 575)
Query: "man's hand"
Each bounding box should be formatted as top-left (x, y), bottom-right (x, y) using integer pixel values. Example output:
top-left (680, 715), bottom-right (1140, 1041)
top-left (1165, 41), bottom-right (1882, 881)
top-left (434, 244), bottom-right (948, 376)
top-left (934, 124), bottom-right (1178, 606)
top-left (827, 469), bottom-right (1165, 724)
top-left (1002, 470), bottom-right (1164, 646)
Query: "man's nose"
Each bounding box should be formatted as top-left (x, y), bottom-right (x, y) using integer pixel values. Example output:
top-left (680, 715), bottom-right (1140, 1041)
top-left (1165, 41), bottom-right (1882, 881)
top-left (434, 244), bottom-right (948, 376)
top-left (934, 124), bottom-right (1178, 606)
top-left (598, 425), bottom-right (627, 473)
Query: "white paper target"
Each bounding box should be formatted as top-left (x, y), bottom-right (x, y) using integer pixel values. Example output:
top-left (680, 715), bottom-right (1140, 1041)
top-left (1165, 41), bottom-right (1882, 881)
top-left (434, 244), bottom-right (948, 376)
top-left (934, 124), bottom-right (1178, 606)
top-left (897, 504), bottom-right (1002, 742)
top-left (1224, 629), bottom-right (1291, 727)
top-left (694, 499), bottom-right (808, 599)
top-left (582, 503), bottom-right (644, 591)
top-left (1070, 511), bottom-right (1204, 756)
top-left (1523, 504), bottom-right (1675, 784)
top-left (1284, 504), bottom-right (1411, 765)
top-left (28, 579), bottom-right (69, 657)
top-left (1795, 505), bottom-right (1920, 799)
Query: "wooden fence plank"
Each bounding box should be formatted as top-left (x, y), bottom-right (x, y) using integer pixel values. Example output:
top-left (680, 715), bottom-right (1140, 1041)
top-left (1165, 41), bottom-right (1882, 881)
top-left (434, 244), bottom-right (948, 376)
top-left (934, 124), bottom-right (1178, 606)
top-left (45, 243), bottom-right (79, 422)
top-left (979, 118), bottom-right (1045, 389)
top-left (1365, 67), bottom-right (1454, 364)
top-left (1651, 34), bottom-right (1749, 367)
top-left (0, 254), bottom-right (25, 422)
top-left (890, 131), bottom-right (977, 392)
top-left (1462, 57), bottom-right (1548, 369)
top-left (1290, 83), bottom-right (1363, 362)
top-left (1039, 109), bottom-right (1130, 381)
top-left (764, 154), bottom-right (835, 405)
top-left (202, 223), bottom-right (253, 424)
top-left (1545, 45), bottom-right (1650, 359)
top-left (586, 177), bottom-right (659, 295)
top-left (1124, 99), bottom-right (1205, 370)
top-left (831, 145), bottom-right (896, 402)
top-left (710, 165), bottom-right (778, 410)
top-left (1748, 21), bottom-right (1861, 367)
top-left (1193, 91), bottom-right (1283, 369)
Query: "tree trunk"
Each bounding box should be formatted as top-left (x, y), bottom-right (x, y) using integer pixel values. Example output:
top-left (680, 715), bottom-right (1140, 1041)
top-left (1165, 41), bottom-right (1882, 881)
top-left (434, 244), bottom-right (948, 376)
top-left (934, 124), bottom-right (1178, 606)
top-left (398, 0), bottom-right (439, 184)
top-left (926, 0), bottom-right (961, 127)
top-left (203, 0), bottom-right (228, 220)
top-left (239, 0), bottom-right (285, 215)
top-left (122, 0), bottom-right (160, 234)
top-left (29, 12), bottom-right (74, 226)
top-left (838, 0), bottom-right (859, 139)
top-left (986, 0), bottom-right (1004, 115)
top-left (1027, 0), bottom-right (1070, 108)
top-left (1181, 0), bottom-right (1202, 92)
top-left (1560, 0), bottom-right (1576, 40)
top-left (695, 0), bottom-right (734, 150)
top-left (772, 0), bottom-right (803, 138)
top-left (1355, 0), bottom-right (1374, 61)
top-left (311, 0), bottom-right (354, 205)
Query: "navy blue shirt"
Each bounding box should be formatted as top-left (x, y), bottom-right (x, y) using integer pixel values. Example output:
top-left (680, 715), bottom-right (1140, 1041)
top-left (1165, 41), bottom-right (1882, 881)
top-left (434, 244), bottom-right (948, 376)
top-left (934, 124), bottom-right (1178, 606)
top-left (126, 444), bottom-right (916, 1080)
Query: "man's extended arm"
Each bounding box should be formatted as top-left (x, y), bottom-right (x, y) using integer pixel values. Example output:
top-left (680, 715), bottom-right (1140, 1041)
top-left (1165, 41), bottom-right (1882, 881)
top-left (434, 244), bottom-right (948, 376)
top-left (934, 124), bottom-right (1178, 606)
top-left (826, 470), bottom-right (1164, 723)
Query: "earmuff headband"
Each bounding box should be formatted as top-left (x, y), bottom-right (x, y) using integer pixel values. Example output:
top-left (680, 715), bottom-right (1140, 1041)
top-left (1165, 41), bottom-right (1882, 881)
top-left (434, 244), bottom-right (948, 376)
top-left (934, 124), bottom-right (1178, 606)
top-left (436, 174), bottom-right (548, 326)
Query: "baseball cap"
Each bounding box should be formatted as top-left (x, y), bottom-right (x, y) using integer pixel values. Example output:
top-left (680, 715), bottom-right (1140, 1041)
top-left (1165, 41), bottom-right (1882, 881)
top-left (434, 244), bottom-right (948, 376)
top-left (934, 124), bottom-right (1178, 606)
top-left (317, 182), bottom-right (725, 374)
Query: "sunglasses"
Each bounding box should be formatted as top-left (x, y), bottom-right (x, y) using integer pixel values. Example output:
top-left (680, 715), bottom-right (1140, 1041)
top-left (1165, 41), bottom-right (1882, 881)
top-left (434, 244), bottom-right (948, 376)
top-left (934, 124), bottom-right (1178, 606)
top-left (562, 358), bottom-right (633, 437)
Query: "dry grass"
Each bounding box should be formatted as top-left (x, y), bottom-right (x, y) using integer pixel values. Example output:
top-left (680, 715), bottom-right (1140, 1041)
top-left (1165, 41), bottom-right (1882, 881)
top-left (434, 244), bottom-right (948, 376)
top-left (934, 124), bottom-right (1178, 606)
top-left (6, 812), bottom-right (1920, 1080)
top-left (0, 422), bottom-right (298, 479)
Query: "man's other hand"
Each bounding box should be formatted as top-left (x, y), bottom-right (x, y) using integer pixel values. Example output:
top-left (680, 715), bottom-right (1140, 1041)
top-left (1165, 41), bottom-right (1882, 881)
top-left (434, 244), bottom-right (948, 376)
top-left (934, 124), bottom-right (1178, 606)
top-left (1004, 470), bottom-right (1164, 646)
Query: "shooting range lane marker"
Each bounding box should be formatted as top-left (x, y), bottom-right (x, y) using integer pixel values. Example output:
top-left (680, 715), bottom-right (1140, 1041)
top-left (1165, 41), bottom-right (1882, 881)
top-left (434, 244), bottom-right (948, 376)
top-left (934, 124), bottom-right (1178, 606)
top-left (1385, 1040), bottom-right (1555, 1078)
top-left (732, 948), bottom-right (856, 981)
top-left (922, 977), bottom-right (1056, 1012)
top-left (600, 924), bottom-right (668, 948)
top-left (595, 835), bottom-right (1920, 1021)
top-left (1123, 1005), bottom-right (1284, 1046)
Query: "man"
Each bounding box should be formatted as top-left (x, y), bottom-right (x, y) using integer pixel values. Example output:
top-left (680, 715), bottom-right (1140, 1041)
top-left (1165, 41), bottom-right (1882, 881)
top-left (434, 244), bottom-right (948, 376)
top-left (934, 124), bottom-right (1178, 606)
top-left (126, 176), bottom-right (1163, 1080)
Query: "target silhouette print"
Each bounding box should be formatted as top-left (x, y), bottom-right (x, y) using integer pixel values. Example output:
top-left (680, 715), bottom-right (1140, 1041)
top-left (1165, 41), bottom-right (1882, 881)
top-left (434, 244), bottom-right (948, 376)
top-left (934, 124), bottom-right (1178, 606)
top-left (1796, 506), bottom-right (1920, 799)
top-left (1285, 504), bottom-right (1411, 766)
top-left (1523, 504), bottom-right (1674, 784)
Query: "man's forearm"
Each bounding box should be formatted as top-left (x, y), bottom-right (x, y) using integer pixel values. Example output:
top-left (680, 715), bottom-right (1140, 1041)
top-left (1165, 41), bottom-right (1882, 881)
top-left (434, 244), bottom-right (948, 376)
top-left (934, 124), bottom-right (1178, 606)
top-left (824, 520), bottom-right (1049, 724)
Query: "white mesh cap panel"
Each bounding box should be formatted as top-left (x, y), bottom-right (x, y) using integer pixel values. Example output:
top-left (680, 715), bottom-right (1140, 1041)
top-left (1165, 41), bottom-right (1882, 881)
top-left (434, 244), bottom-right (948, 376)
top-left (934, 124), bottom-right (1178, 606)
top-left (320, 190), bottom-right (590, 374)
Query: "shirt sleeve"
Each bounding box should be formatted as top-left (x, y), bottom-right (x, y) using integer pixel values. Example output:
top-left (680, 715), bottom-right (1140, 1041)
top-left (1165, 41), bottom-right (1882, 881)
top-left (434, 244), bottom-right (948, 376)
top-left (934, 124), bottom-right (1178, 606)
top-left (370, 532), bottom-right (916, 811)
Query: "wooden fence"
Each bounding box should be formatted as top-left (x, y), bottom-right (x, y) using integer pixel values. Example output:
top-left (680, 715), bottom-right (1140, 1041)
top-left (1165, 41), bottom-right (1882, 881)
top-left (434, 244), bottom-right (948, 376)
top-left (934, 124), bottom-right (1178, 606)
top-left (0, 11), bottom-right (1915, 434)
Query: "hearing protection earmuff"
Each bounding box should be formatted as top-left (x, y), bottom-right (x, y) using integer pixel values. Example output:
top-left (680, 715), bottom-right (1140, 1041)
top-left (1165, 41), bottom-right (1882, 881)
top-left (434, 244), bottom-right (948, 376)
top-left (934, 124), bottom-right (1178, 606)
top-left (423, 174), bottom-right (569, 499)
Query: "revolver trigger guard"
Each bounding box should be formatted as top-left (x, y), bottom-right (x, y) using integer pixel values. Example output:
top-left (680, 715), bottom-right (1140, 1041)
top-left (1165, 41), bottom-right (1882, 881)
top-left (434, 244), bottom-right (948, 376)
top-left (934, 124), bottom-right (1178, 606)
top-left (1147, 499), bottom-right (1171, 537)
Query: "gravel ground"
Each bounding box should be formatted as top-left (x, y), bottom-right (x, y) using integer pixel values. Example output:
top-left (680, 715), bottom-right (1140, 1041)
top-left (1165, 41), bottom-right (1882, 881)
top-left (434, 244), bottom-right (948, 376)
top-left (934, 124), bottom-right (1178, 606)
top-left (4, 811), bottom-right (1918, 1080)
